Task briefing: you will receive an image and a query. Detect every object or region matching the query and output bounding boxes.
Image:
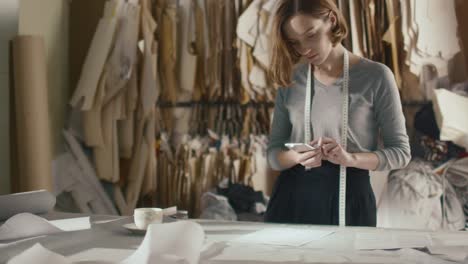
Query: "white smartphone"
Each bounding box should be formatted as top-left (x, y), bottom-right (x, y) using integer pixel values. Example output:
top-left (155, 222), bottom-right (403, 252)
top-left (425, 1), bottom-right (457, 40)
top-left (284, 143), bottom-right (318, 153)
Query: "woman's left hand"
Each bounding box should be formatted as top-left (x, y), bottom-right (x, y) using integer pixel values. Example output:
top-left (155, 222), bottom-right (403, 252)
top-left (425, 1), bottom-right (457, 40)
top-left (321, 137), bottom-right (355, 167)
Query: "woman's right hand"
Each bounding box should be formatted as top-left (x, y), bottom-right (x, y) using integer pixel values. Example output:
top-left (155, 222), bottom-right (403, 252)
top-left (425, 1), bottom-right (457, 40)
top-left (276, 138), bottom-right (323, 170)
top-left (293, 148), bottom-right (323, 168)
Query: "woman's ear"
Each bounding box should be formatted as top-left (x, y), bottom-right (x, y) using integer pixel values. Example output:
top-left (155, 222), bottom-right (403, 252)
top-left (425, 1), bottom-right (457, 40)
top-left (328, 11), bottom-right (337, 28)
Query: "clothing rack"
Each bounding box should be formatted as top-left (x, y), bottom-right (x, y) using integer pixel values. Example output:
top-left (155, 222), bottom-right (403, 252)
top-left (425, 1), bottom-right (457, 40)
top-left (157, 100), bottom-right (431, 108)
top-left (156, 100), bottom-right (275, 108)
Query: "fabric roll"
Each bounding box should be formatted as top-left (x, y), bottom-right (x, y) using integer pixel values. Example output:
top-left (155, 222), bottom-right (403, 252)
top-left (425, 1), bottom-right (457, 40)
top-left (12, 35), bottom-right (53, 193)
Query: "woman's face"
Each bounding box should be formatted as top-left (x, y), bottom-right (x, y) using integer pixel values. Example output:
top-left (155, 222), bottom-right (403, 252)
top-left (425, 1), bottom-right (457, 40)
top-left (283, 13), bottom-right (335, 65)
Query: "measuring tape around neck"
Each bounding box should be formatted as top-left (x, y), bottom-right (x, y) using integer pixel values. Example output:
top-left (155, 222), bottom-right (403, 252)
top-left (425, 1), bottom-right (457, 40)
top-left (304, 51), bottom-right (350, 227)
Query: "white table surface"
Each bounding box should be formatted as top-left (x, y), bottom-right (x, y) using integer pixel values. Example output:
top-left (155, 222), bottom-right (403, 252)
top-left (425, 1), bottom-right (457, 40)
top-left (0, 212), bottom-right (466, 263)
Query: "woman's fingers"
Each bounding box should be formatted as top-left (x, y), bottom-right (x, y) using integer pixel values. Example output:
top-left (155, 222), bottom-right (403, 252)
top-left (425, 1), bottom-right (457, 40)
top-left (329, 145), bottom-right (340, 155)
top-left (309, 139), bottom-right (319, 146)
top-left (322, 142), bottom-right (338, 155)
top-left (301, 154), bottom-right (322, 168)
top-left (297, 149), bottom-right (321, 163)
top-left (295, 137), bottom-right (342, 167)
top-left (309, 137), bottom-right (323, 147)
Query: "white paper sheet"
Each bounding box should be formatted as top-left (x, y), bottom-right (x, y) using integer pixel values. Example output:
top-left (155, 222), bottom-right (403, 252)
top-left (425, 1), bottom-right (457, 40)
top-left (306, 249), bottom-right (454, 264)
top-left (210, 245), bottom-right (383, 263)
top-left (0, 214), bottom-right (62, 241)
top-left (209, 244), bottom-right (304, 262)
top-left (199, 242), bottom-right (228, 261)
top-left (302, 230), bottom-right (354, 250)
top-left (7, 244), bottom-right (71, 264)
top-left (202, 224), bottom-right (264, 232)
top-left (355, 231), bottom-right (432, 250)
top-left (341, 249), bottom-right (453, 264)
top-left (233, 228), bottom-right (334, 247)
top-left (68, 248), bottom-right (135, 262)
top-left (7, 221), bottom-right (204, 264)
top-left (211, 244), bottom-right (410, 264)
top-left (121, 221), bottom-right (205, 264)
top-left (397, 248), bottom-right (455, 264)
top-left (0, 213), bottom-right (90, 241)
top-left (345, 250), bottom-right (402, 263)
top-left (205, 233), bottom-right (243, 243)
top-left (49, 217), bottom-right (91, 232)
top-left (428, 246), bottom-right (468, 262)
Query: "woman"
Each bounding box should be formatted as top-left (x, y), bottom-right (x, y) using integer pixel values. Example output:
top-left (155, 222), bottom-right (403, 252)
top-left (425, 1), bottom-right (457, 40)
top-left (265, 0), bottom-right (411, 226)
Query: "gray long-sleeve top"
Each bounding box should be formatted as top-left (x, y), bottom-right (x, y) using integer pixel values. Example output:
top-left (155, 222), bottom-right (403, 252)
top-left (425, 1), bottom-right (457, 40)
top-left (267, 58), bottom-right (411, 171)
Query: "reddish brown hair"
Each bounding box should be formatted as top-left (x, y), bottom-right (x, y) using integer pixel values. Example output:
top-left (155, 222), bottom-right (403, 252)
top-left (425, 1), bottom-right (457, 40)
top-left (269, 0), bottom-right (348, 87)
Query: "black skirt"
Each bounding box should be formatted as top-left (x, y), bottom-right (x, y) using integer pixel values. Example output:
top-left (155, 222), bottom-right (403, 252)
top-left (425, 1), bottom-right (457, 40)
top-left (264, 161), bottom-right (376, 226)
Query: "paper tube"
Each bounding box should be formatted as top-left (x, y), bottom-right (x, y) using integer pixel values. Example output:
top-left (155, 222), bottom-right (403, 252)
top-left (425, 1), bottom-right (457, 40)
top-left (12, 35), bottom-right (53, 192)
top-left (0, 190), bottom-right (55, 221)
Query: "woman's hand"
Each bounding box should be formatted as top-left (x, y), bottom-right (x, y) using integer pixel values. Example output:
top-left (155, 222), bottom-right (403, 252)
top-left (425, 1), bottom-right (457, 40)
top-left (321, 137), bottom-right (355, 167)
top-left (293, 147), bottom-right (323, 168)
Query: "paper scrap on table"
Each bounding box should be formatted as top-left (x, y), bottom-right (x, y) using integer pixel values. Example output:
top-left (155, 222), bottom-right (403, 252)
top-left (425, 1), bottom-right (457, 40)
top-left (355, 231), bottom-right (432, 250)
top-left (162, 206), bottom-right (177, 216)
top-left (233, 228), bottom-right (334, 247)
top-left (49, 217), bottom-right (91, 232)
top-left (121, 221), bottom-right (205, 264)
top-left (199, 242), bottom-right (228, 261)
top-left (0, 213), bottom-right (90, 241)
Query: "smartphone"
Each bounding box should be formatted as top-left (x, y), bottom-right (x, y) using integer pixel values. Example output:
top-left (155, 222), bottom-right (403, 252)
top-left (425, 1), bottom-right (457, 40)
top-left (284, 143), bottom-right (318, 153)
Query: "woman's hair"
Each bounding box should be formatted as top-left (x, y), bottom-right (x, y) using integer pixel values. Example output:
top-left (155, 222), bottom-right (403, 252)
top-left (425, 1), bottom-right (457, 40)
top-left (269, 0), bottom-right (348, 87)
